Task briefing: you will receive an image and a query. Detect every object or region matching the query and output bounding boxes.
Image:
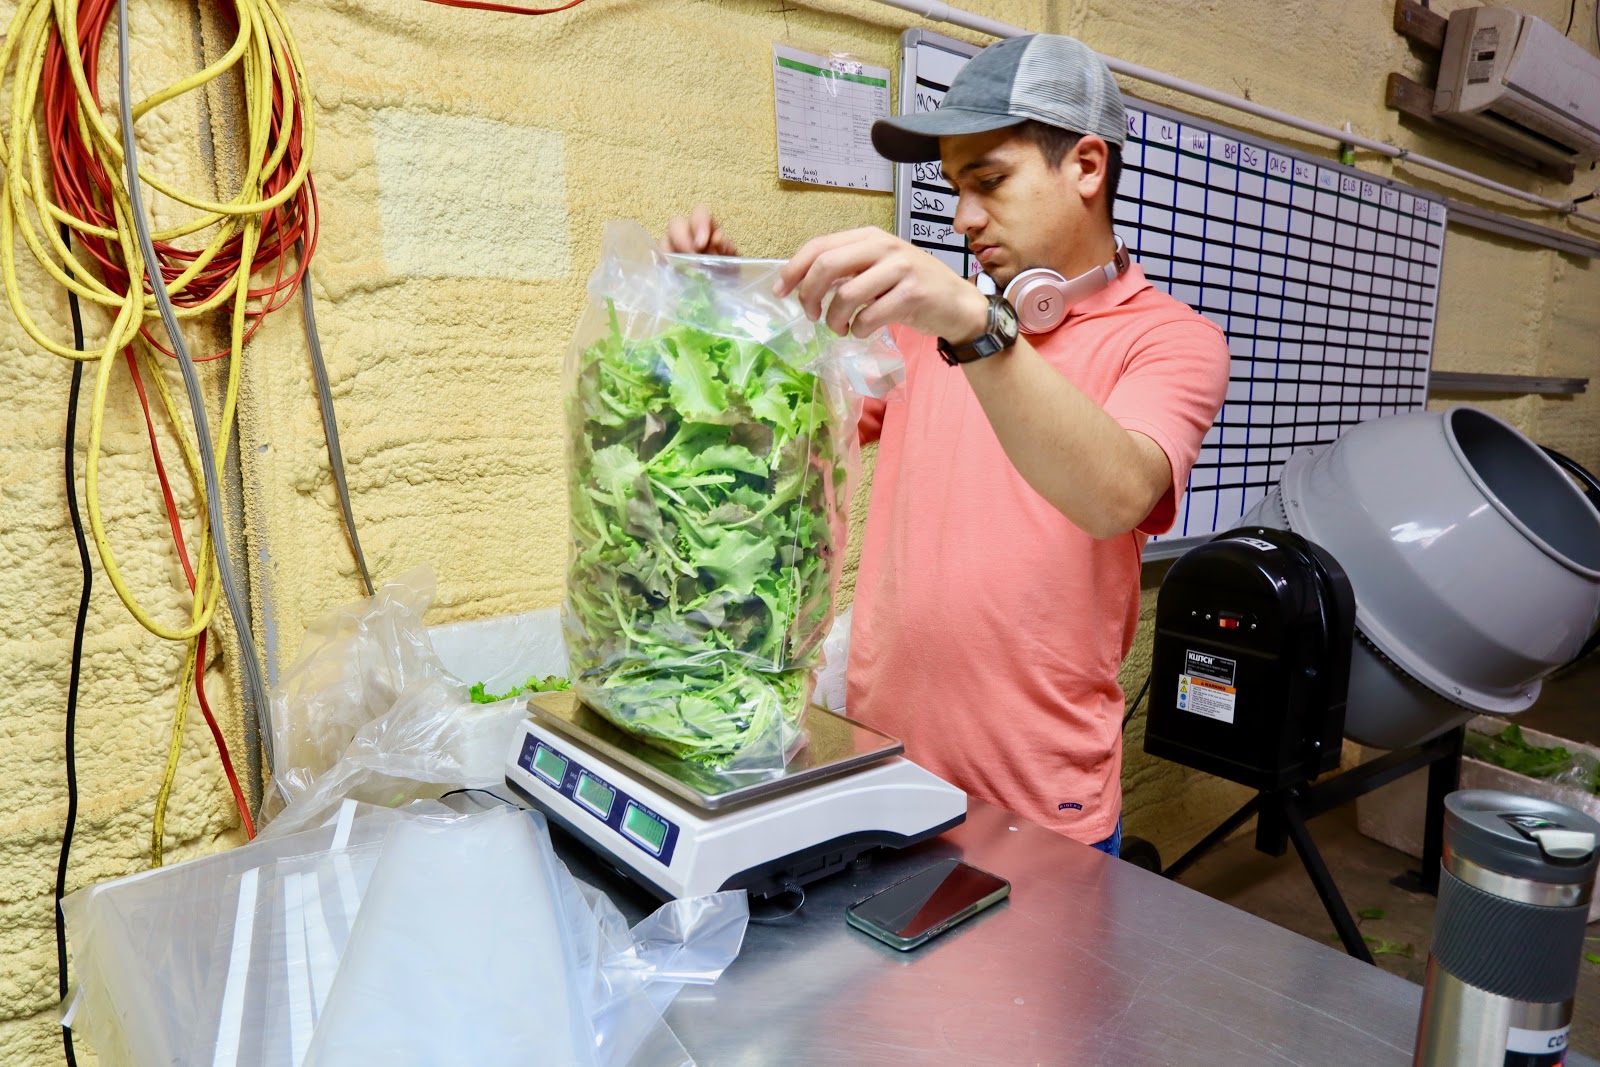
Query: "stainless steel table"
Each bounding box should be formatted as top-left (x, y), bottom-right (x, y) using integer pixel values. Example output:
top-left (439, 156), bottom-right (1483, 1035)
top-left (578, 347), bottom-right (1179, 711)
top-left (554, 799), bottom-right (1436, 1067)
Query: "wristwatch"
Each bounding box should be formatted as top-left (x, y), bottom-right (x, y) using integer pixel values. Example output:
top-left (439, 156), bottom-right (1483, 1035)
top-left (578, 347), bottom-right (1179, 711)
top-left (937, 293), bottom-right (1020, 366)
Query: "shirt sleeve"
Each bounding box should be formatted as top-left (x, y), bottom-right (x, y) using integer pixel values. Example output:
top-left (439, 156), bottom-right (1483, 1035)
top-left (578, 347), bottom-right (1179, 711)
top-left (1101, 316), bottom-right (1230, 535)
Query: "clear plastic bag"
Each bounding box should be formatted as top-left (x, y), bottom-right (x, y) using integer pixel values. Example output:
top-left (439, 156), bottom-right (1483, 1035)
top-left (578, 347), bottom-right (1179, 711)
top-left (262, 565), bottom-right (532, 838)
top-left (562, 220), bottom-right (900, 773)
top-left (60, 803), bottom-right (429, 1066)
top-left (1553, 753), bottom-right (1600, 795)
top-left (62, 802), bottom-right (749, 1067)
top-left (304, 809), bottom-right (605, 1066)
top-left (813, 606), bottom-right (852, 712)
top-left (268, 567), bottom-right (446, 812)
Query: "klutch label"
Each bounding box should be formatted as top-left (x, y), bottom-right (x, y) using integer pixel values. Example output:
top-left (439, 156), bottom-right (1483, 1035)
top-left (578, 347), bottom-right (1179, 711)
top-left (1178, 650), bottom-right (1238, 724)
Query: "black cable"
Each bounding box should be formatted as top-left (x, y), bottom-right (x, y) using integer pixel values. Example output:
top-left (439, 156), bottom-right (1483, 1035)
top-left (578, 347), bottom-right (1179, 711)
top-left (438, 787), bottom-right (520, 809)
top-left (749, 882), bottom-right (807, 924)
top-left (54, 225), bottom-right (88, 1067)
top-left (1121, 671), bottom-right (1151, 731)
top-left (1564, 0), bottom-right (1577, 37)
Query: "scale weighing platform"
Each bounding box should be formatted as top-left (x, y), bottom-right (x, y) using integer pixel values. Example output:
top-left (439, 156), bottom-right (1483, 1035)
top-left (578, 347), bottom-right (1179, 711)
top-left (504, 693), bottom-right (967, 900)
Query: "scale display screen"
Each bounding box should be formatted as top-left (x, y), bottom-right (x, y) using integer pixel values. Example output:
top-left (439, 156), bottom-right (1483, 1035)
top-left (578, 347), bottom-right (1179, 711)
top-left (575, 772), bottom-right (616, 817)
top-left (622, 802), bottom-right (669, 854)
top-left (532, 744), bottom-right (569, 787)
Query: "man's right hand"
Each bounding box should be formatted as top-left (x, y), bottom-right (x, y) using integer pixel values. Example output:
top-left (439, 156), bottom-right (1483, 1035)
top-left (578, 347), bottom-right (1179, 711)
top-left (661, 205), bottom-right (738, 256)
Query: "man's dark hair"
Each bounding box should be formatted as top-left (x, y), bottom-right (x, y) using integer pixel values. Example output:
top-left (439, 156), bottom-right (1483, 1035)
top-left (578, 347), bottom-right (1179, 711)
top-left (1016, 120), bottom-right (1122, 226)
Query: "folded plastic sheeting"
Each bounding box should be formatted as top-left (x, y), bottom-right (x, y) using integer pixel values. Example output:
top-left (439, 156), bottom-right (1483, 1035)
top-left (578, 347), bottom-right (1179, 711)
top-left (61, 803), bottom-right (748, 1067)
top-left (306, 810), bottom-right (596, 1066)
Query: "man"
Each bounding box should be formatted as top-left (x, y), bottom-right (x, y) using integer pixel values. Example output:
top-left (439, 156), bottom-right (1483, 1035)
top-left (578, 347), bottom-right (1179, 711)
top-left (664, 35), bottom-right (1228, 855)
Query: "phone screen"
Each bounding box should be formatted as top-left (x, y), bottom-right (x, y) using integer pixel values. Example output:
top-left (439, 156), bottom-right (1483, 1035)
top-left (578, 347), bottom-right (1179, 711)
top-left (849, 859), bottom-right (1008, 940)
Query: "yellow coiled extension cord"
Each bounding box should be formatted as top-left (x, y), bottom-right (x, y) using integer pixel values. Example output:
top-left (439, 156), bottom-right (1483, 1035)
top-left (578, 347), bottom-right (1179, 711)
top-left (0, 0), bottom-right (315, 861)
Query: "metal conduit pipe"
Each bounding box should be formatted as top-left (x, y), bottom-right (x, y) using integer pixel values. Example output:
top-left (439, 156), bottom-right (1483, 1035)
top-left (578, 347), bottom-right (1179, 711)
top-left (867, 0), bottom-right (1600, 227)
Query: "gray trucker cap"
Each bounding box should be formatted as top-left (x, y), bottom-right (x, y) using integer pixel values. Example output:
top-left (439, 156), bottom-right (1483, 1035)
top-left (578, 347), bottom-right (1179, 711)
top-left (872, 34), bottom-right (1127, 163)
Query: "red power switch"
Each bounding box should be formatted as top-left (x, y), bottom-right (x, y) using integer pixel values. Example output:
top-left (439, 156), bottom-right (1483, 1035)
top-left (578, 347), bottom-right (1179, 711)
top-left (1218, 615), bottom-right (1241, 629)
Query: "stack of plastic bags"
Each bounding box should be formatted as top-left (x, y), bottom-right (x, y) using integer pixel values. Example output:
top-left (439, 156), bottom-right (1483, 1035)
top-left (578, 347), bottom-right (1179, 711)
top-left (62, 801), bottom-right (746, 1066)
top-left (60, 566), bottom-right (749, 1066)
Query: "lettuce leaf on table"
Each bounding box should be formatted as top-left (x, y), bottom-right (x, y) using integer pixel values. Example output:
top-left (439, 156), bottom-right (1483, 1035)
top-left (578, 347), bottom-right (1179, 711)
top-left (564, 277), bottom-right (849, 767)
top-left (469, 675), bottom-right (571, 705)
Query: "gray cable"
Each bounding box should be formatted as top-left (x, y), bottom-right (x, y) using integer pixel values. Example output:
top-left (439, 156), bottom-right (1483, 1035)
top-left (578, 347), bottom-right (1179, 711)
top-left (299, 238), bottom-right (374, 597)
top-left (117, 0), bottom-right (269, 813)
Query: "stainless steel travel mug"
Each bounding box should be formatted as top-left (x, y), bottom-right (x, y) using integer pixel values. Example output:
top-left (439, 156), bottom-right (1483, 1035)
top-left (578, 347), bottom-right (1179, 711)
top-left (1414, 790), bottom-right (1600, 1066)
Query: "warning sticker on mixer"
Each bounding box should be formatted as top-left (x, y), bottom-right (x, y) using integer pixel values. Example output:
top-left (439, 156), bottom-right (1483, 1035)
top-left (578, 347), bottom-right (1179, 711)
top-left (1179, 650), bottom-right (1237, 724)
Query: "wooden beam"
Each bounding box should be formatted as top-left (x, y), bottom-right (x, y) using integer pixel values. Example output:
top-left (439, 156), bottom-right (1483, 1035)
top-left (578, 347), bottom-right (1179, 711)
top-left (1394, 0), bottom-right (1448, 51)
top-left (1386, 72), bottom-right (1439, 117)
top-left (1385, 73), bottom-right (1577, 184)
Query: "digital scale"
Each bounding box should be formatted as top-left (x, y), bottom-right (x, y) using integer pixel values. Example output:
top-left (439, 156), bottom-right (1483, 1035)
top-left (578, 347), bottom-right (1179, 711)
top-left (504, 693), bottom-right (967, 900)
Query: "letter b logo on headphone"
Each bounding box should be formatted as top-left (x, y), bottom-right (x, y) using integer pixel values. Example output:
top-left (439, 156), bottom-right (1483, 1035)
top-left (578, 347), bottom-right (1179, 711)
top-left (1003, 236), bottom-right (1130, 335)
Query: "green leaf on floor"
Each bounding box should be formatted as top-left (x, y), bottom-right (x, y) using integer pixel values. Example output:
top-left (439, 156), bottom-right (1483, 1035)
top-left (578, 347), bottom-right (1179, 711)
top-left (1325, 933), bottom-right (1413, 958)
top-left (1362, 935), bottom-right (1414, 958)
top-left (1585, 952), bottom-right (1600, 965)
top-left (1357, 908), bottom-right (1386, 921)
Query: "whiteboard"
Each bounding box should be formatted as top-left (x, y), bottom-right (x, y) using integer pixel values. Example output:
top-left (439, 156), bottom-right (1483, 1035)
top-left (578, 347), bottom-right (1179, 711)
top-left (895, 30), bottom-right (1446, 555)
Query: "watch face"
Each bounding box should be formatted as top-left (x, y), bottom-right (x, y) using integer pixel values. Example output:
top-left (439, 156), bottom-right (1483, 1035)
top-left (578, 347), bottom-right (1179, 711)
top-left (995, 299), bottom-right (1019, 337)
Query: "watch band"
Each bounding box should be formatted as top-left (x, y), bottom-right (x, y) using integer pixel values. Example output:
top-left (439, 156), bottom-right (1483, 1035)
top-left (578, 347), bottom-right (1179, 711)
top-left (938, 293), bottom-right (1019, 366)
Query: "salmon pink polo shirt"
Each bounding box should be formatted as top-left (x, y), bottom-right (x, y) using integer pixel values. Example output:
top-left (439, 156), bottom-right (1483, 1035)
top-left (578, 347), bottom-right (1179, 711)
top-left (845, 262), bottom-right (1229, 844)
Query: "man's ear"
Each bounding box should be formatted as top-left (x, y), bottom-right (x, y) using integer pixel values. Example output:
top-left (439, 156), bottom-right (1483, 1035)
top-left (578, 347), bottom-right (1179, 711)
top-left (1070, 135), bottom-right (1111, 203)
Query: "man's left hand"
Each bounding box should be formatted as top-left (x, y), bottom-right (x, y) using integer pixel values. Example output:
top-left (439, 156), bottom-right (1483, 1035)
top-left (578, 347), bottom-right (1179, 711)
top-left (774, 227), bottom-right (990, 344)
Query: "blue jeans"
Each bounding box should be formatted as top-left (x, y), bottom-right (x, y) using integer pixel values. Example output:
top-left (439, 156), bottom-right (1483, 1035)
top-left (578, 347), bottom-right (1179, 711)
top-left (1091, 818), bottom-right (1122, 858)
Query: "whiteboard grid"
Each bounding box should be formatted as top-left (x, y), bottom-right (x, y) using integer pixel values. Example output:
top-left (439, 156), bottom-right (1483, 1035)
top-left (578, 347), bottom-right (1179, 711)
top-left (894, 30), bottom-right (1446, 555)
top-left (1124, 110), bottom-right (1446, 546)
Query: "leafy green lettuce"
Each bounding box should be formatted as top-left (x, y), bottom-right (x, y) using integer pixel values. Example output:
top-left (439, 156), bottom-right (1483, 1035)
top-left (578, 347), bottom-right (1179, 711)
top-left (1465, 723), bottom-right (1600, 794)
top-left (469, 675), bottom-right (571, 705)
top-left (564, 269), bottom-right (851, 767)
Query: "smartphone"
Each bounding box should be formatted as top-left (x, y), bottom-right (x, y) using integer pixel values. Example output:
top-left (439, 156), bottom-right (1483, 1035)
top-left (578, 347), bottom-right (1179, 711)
top-left (845, 859), bottom-right (1010, 951)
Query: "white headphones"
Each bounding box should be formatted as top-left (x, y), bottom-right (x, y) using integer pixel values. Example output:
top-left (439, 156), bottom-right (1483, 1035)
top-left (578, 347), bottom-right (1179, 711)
top-left (984, 237), bottom-right (1131, 334)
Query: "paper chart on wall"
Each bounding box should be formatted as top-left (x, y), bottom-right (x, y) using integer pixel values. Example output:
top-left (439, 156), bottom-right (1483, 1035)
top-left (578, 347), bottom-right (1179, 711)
top-left (773, 44), bottom-right (894, 192)
top-left (894, 29), bottom-right (1447, 555)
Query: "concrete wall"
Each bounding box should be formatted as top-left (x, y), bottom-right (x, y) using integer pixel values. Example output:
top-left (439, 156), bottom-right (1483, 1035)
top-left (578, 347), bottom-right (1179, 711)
top-left (2, 0), bottom-right (1597, 1061)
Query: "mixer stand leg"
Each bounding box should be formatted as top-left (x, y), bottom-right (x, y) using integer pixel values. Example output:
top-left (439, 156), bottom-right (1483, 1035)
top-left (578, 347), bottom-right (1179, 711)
top-left (1391, 726), bottom-right (1464, 897)
top-left (1162, 787), bottom-right (1377, 965)
top-left (1281, 796), bottom-right (1375, 965)
top-left (1160, 794), bottom-right (1264, 882)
